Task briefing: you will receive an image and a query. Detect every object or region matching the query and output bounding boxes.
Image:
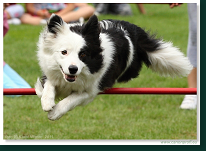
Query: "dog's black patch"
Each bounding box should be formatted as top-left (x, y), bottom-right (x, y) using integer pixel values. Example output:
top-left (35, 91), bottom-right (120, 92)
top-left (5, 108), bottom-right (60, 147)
top-left (81, 15), bottom-right (101, 47)
top-left (40, 75), bottom-right (47, 88)
top-left (98, 27), bottom-right (130, 90)
top-left (98, 19), bottom-right (161, 90)
top-left (47, 14), bottom-right (63, 34)
top-left (70, 25), bottom-right (82, 35)
top-left (78, 45), bottom-right (103, 74)
top-left (76, 15), bottom-right (103, 74)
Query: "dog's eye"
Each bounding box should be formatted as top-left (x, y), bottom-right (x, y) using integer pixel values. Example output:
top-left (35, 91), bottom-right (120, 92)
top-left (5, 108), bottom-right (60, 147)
top-left (80, 52), bottom-right (86, 58)
top-left (61, 50), bottom-right (67, 55)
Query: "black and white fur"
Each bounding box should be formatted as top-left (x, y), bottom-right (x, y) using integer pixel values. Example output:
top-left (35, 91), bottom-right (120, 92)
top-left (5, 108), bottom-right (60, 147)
top-left (35, 14), bottom-right (192, 120)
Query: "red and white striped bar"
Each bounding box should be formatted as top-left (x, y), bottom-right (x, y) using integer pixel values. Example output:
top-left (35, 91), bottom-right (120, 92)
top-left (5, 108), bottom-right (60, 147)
top-left (3, 88), bottom-right (197, 95)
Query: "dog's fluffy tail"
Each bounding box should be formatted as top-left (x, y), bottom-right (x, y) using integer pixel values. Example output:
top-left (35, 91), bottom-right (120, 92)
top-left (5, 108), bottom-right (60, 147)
top-left (35, 78), bottom-right (43, 98)
top-left (145, 40), bottom-right (192, 77)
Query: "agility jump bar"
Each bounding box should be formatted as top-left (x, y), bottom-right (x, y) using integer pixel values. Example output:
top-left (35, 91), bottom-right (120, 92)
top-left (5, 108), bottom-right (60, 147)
top-left (3, 88), bottom-right (197, 95)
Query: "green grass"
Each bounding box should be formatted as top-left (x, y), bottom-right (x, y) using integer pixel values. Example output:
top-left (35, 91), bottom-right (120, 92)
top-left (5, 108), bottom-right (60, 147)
top-left (3, 4), bottom-right (197, 140)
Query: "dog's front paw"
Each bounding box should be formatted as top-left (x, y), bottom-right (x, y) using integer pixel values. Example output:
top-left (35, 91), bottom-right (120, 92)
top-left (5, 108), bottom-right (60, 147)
top-left (41, 97), bottom-right (55, 112)
top-left (47, 103), bottom-right (65, 121)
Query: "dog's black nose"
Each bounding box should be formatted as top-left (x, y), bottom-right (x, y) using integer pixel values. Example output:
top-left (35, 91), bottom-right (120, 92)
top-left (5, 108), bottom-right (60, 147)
top-left (69, 65), bottom-right (78, 74)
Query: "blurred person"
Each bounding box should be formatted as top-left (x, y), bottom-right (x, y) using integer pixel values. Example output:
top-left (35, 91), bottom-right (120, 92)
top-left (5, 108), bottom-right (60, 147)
top-left (169, 3), bottom-right (183, 8)
top-left (21, 3), bottom-right (95, 25)
top-left (3, 4), bottom-right (9, 36)
top-left (169, 3), bottom-right (197, 109)
top-left (4, 3), bottom-right (25, 25)
top-left (179, 3), bottom-right (197, 109)
top-left (94, 3), bottom-right (132, 16)
top-left (3, 4), bottom-right (31, 97)
top-left (136, 3), bottom-right (146, 14)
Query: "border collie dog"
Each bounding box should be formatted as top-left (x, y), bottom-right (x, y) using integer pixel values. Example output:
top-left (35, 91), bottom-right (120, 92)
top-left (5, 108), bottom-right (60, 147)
top-left (35, 14), bottom-right (192, 120)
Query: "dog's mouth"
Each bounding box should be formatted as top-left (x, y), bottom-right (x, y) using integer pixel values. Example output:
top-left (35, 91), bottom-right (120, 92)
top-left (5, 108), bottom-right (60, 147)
top-left (60, 66), bottom-right (77, 82)
top-left (65, 74), bottom-right (77, 82)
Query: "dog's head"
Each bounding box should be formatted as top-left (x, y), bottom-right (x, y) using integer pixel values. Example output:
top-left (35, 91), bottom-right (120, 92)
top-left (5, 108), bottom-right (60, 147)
top-left (42, 14), bottom-right (103, 82)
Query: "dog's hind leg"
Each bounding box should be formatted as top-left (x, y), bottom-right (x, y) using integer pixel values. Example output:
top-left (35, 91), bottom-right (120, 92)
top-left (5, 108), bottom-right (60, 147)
top-left (40, 80), bottom-right (56, 112)
top-left (48, 92), bottom-right (96, 120)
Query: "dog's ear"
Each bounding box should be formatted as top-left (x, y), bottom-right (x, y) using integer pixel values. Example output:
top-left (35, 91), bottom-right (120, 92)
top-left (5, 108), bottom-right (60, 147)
top-left (47, 14), bottom-right (64, 34)
top-left (82, 15), bottom-right (100, 45)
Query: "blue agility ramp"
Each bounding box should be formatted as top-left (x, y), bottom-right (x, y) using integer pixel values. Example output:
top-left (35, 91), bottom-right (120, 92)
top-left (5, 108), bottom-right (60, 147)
top-left (3, 62), bottom-right (31, 97)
